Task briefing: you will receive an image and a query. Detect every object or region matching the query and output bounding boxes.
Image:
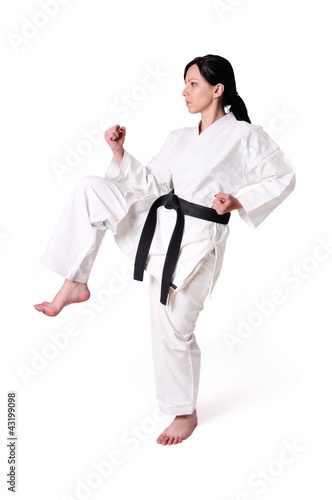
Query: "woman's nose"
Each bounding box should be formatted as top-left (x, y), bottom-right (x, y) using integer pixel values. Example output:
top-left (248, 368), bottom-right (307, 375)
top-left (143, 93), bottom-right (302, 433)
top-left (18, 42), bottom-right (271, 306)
top-left (182, 87), bottom-right (188, 97)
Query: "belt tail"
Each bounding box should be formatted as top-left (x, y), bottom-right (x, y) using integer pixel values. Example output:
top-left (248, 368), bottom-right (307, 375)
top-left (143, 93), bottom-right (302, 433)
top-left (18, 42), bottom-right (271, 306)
top-left (160, 209), bottom-right (185, 305)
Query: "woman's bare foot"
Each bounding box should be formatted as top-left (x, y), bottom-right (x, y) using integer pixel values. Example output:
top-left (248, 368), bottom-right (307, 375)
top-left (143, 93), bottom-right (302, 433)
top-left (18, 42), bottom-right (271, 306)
top-left (34, 280), bottom-right (90, 316)
top-left (156, 409), bottom-right (198, 446)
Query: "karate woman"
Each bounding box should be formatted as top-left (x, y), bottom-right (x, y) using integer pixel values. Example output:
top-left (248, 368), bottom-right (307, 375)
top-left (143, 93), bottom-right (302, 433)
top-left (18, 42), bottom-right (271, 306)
top-left (34, 55), bottom-right (295, 445)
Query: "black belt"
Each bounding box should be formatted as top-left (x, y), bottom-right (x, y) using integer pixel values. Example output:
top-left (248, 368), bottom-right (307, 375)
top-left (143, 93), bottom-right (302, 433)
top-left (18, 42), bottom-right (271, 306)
top-left (133, 191), bottom-right (230, 305)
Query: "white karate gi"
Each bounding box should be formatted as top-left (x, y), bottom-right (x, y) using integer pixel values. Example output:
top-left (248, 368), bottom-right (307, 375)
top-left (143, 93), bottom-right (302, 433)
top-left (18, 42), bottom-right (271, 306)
top-left (40, 112), bottom-right (295, 415)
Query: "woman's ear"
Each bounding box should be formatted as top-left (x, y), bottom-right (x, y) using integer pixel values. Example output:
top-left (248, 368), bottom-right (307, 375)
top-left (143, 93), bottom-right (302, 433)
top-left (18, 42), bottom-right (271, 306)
top-left (214, 83), bottom-right (224, 98)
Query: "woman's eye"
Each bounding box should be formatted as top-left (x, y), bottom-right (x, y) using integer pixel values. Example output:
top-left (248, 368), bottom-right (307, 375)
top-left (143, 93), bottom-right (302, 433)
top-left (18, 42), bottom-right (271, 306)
top-left (191, 82), bottom-right (197, 87)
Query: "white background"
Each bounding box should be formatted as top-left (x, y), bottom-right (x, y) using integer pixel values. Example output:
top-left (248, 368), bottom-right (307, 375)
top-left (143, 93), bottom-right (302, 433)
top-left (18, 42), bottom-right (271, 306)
top-left (1, 1), bottom-right (331, 499)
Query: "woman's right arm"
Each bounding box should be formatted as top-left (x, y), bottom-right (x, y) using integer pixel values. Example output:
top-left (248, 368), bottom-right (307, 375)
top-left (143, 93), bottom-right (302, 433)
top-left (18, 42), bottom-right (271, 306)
top-left (104, 124), bottom-right (125, 166)
top-left (103, 124), bottom-right (175, 197)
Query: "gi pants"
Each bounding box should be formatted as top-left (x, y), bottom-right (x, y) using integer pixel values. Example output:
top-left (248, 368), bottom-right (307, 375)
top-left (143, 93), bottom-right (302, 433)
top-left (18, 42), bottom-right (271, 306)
top-left (41, 175), bottom-right (219, 415)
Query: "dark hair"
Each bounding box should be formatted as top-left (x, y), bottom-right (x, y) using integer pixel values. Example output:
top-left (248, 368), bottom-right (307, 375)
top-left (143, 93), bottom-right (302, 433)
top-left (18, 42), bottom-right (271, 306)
top-left (184, 54), bottom-right (251, 123)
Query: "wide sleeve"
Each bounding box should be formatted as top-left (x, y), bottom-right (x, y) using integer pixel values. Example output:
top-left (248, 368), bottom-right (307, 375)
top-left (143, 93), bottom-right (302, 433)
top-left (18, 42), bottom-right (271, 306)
top-left (236, 126), bottom-right (296, 228)
top-left (104, 131), bottom-right (176, 197)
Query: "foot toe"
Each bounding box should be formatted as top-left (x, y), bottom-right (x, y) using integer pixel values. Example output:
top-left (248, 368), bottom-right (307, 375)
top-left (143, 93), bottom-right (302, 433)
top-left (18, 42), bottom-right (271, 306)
top-left (157, 434), bottom-right (168, 446)
top-left (34, 302), bottom-right (58, 316)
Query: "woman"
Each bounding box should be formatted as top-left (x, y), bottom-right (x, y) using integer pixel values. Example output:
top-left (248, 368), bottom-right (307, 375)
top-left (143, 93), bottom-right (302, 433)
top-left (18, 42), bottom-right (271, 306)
top-left (34, 55), bottom-right (296, 445)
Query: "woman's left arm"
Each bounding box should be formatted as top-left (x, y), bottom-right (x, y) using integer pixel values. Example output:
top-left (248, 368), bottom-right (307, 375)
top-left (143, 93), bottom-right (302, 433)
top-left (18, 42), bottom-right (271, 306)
top-left (212, 193), bottom-right (243, 214)
top-left (217, 126), bottom-right (296, 228)
top-left (236, 147), bottom-right (296, 228)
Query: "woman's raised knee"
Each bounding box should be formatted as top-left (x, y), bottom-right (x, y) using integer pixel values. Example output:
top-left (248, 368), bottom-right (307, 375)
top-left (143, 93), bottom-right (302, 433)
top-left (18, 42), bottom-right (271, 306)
top-left (77, 175), bottom-right (106, 190)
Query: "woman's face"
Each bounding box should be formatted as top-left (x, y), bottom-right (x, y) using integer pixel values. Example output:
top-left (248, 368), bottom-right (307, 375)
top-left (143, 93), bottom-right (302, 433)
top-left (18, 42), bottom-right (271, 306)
top-left (182, 64), bottom-right (223, 115)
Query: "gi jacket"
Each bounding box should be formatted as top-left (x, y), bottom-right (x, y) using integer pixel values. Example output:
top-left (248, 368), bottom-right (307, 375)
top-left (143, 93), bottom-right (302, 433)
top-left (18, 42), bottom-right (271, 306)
top-left (105, 112), bottom-right (296, 294)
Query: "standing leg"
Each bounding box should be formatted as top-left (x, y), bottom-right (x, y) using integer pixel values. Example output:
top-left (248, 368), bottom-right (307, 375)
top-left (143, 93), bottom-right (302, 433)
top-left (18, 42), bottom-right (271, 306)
top-left (34, 175), bottom-right (133, 316)
top-left (149, 250), bottom-right (217, 445)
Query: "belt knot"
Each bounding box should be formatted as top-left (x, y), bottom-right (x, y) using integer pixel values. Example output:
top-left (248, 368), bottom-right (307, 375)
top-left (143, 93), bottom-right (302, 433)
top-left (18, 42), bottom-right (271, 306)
top-left (164, 193), bottom-right (180, 211)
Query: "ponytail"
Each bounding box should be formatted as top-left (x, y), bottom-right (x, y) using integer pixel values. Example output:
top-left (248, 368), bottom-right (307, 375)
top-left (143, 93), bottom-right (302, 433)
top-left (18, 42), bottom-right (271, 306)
top-left (230, 94), bottom-right (251, 123)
